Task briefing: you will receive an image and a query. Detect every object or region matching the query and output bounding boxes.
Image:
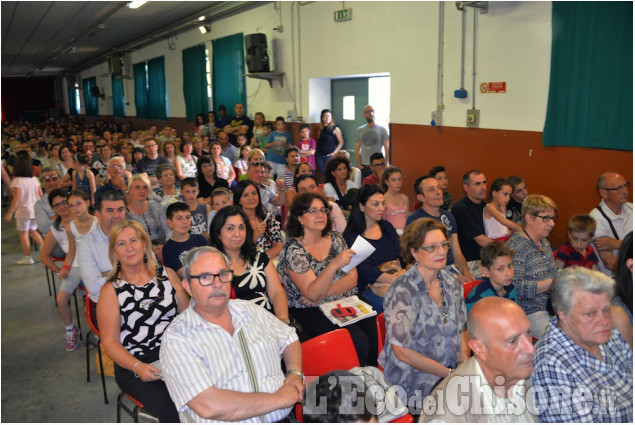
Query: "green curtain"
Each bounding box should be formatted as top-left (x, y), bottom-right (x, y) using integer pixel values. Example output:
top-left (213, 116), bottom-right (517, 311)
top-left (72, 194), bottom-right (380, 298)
top-left (182, 45), bottom-right (209, 121)
top-left (147, 56), bottom-right (167, 120)
top-left (212, 33), bottom-right (246, 114)
top-left (133, 62), bottom-right (148, 118)
top-left (112, 74), bottom-right (126, 117)
top-left (543, 2), bottom-right (632, 151)
top-left (67, 87), bottom-right (77, 115)
top-left (82, 77), bottom-right (99, 116)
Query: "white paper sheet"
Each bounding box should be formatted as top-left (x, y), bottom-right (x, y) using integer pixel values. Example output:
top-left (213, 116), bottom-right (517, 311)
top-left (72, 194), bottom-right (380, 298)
top-left (341, 236), bottom-right (376, 273)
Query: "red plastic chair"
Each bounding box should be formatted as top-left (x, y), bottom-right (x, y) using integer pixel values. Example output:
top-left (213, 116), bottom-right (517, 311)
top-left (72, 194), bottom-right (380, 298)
top-left (296, 330), bottom-right (360, 421)
top-left (376, 313), bottom-right (386, 370)
top-left (85, 292), bottom-right (109, 404)
top-left (462, 280), bottom-right (482, 300)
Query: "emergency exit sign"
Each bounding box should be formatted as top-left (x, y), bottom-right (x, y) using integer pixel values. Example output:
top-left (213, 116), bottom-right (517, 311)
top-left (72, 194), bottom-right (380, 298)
top-left (334, 8), bottom-right (352, 22)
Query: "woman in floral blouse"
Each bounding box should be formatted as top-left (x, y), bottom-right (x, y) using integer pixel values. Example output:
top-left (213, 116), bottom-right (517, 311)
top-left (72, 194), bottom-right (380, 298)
top-left (209, 205), bottom-right (289, 321)
top-left (278, 192), bottom-right (378, 366)
top-left (379, 218), bottom-right (469, 408)
top-left (233, 180), bottom-right (283, 259)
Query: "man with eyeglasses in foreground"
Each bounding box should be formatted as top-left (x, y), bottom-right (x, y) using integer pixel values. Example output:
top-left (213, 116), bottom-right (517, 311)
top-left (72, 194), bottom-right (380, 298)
top-left (160, 247), bottom-right (303, 423)
top-left (589, 172), bottom-right (633, 276)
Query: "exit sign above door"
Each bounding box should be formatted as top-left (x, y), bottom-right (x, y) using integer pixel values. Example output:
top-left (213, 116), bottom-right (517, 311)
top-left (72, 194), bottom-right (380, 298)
top-left (334, 8), bottom-right (352, 22)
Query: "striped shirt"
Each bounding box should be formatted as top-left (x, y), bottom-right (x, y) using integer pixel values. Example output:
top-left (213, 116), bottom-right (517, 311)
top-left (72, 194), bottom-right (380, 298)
top-left (160, 299), bottom-right (298, 423)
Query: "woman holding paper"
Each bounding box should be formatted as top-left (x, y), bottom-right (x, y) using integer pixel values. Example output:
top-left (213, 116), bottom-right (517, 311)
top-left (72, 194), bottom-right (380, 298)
top-left (278, 192), bottom-right (378, 366)
top-left (343, 184), bottom-right (403, 314)
top-left (379, 218), bottom-right (469, 408)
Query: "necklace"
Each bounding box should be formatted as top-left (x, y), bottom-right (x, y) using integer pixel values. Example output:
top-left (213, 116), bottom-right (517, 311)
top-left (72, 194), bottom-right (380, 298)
top-left (426, 271), bottom-right (448, 324)
top-left (523, 228), bottom-right (546, 255)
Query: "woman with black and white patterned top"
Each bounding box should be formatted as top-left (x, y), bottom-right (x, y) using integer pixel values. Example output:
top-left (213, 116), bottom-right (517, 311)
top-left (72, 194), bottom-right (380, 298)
top-left (98, 220), bottom-right (188, 423)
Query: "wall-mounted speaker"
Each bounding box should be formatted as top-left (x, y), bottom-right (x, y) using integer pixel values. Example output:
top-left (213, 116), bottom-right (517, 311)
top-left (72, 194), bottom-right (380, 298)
top-left (244, 33), bottom-right (270, 73)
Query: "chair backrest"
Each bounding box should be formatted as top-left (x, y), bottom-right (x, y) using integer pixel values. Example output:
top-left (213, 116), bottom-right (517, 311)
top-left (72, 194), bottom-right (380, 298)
top-left (85, 289), bottom-right (100, 336)
top-left (462, 280), bottom-right (482, 300)
top-left (301, 329), bottom-right (360, 378)
top-left (376, 313), bottom-right (386, 356)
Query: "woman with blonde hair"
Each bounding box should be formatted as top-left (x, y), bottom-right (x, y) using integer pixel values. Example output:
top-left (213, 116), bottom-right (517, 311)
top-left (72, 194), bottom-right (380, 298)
top-left (507, 194), bottom-right (559, 338)
top-left (98, 220), bottom-right (188, 422)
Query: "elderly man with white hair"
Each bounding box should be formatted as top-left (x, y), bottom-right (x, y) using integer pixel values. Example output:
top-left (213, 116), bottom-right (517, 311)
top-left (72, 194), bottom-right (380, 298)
top-left (531, 267), bottom-right (633, 422)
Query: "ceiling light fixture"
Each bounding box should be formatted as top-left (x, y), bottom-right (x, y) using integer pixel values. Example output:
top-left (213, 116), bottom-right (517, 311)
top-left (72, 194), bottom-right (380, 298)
top-left (198, 25), bottom-right (211, 34)
top-left (128, 1), bottom-right (148, 10)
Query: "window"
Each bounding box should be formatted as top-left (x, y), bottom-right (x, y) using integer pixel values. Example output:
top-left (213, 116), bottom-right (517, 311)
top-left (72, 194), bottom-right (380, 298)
top-left (182, 45), bottom-right (208, 121)
top-left (342, 96), bottom-right (355, 120)
top-left (212, 33), bottom-right (246, 114)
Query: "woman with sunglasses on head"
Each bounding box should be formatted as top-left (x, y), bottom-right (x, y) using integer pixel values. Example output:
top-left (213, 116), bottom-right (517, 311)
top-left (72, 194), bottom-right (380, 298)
top-left (98, 220), bottom-right (188, 423)
top-left (506, 194), bottom-right (559, 339)
top-left (278, 192), bottom-right (378, 366)
top-left (233, 180), bottom-right (283, 259)
top-left (379, 218), bottom-right (469, 411)
top-left (343, 185), bottom-right (403, 313)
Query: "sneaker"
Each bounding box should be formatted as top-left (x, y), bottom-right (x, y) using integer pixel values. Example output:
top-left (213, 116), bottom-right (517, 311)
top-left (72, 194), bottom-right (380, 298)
top-left (16, 256), bottom-right (34, 265)
top-left (65, 326), bottom-right (80, 351)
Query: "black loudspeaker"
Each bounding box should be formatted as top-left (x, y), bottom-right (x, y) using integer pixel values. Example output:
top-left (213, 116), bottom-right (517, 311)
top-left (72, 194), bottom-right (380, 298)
top-left (244, 33), bottom-right (270, 73)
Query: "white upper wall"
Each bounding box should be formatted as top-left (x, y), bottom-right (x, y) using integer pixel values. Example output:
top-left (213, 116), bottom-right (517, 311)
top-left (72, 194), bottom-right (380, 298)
top-left (77, 1), bottom-right (552, 132)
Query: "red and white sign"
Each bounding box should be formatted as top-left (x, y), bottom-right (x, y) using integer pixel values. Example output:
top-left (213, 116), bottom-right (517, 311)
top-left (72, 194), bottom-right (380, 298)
top-left (480, 82), bottom-right (506, 93)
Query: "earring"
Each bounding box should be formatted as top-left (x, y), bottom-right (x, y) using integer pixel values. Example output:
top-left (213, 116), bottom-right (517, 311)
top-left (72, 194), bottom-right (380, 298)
top-left (414, 263), bottom-right (420, 268)
top-left (116, 261), bottom-right (121, 274)
top-left (143, 254), bottom-right (148, 264)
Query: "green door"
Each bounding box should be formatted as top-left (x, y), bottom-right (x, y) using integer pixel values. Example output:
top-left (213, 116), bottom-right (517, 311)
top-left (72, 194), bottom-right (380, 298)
top-left (331, 78), bottom-right (369, 167)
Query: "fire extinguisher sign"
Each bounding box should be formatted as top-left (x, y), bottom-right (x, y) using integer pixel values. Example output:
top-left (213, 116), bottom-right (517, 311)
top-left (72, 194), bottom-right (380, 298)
top-left (480, 82), bottom-right (506, 93)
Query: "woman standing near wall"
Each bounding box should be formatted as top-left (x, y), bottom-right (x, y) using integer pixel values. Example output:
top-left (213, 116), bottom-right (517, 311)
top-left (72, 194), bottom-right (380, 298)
top-left (316, 109), bottom-right (344, 178)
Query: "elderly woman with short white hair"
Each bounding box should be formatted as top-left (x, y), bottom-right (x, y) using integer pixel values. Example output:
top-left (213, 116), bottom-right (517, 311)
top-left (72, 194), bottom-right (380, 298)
top-left (125, 173), bottom-right (170, 261)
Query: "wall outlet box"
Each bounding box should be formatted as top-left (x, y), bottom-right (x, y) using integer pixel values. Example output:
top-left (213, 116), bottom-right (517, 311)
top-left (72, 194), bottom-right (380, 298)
top-left (431, 110), bottom-right (442, 126)
top-left (467, 108), bottom-right (480, 128)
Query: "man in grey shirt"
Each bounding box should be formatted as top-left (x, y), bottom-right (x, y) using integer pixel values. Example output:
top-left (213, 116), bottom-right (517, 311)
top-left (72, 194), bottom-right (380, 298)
top-left (354, 104), bottom-right (389, 178)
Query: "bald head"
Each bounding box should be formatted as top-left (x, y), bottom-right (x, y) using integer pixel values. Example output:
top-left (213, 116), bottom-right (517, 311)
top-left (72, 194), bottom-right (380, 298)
top-left (597, 172), bottom-right (624, 192)
top-left (467, 297), bottom-right (535, 389)
top-left (467, 297), bottom-right (525, 343)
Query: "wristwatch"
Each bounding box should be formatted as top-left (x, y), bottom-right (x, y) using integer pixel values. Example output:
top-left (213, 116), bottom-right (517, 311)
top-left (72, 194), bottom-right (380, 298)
top-left (285, 369), bottom-right (305, 383)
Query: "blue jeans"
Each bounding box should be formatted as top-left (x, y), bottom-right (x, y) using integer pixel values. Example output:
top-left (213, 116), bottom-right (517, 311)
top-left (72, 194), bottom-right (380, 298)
top-left (361, 288), bottom-right (384, 314)
top-left (315, 153), bottom-right (330, 178)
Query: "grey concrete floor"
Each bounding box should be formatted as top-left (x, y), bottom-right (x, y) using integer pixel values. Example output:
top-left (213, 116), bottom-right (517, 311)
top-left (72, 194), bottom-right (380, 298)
top-left (1, 209), bottom-right (138, 423)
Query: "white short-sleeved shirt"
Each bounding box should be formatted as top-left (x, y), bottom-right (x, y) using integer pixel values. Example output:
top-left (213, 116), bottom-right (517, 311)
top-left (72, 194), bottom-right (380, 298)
top-left (10, 177), bottom-right (41, 219)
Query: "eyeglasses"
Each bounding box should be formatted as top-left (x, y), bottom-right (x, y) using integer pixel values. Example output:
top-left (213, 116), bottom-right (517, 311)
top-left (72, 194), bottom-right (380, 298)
top-left (110, 164), bottom-right (124, 170)
top-left (145, 144), bottom-right (157, 148)
top-left (602, 182), bottom-right (630, 192)
top-left (189, 270), bottom-right (234, 286)
top-left (532, 214), bottom-right (558, 223)
top-left (371, 162), bottom-right (386, 167)
top-left (304, 207), bottom-right (329, 215)
top-left (51, 200), bottom-right (68, 209)
top-left (417, 241), bottom-right (451, 253)
top-left (42, 175), bottom-right (59, 182)
top-left (249, 162), bottom-right (264, 168)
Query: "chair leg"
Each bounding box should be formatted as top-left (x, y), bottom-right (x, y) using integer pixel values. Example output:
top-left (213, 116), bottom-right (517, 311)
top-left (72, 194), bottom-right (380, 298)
top-left (50, 272), bottom-right (58, 307)
top-left (86, 331), bottom-right (92, 383)
top-left (72, 291), bottom-right (83, 341)
top-left (96, 341), bottom-right (109, 404)
top-left (45, 266), bottom-right (52, 296)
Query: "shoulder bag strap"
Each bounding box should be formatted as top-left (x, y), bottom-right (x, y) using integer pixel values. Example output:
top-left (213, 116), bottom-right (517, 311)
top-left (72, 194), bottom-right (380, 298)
top-left (595, 206), bottom-right (620, 240)
top-left (237, 329), bottom-right (266, 423)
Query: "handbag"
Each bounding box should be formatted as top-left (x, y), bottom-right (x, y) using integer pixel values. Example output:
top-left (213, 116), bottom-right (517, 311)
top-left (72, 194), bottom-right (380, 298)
top-left (370, 260), bottom-right (405, 297)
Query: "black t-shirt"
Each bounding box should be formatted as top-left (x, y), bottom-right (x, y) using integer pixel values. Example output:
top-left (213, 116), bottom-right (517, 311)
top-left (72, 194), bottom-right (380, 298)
top-left (197, 177), bottom-right (229, 200)
top-left (452, 196), bottom-right (487, 261)
top-left (226, 115), bottom-right (254, 145)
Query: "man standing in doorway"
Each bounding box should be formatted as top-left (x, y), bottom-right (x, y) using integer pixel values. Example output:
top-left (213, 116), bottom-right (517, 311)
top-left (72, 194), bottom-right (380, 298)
top-left (354, 105), bottom-right (389, 178)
